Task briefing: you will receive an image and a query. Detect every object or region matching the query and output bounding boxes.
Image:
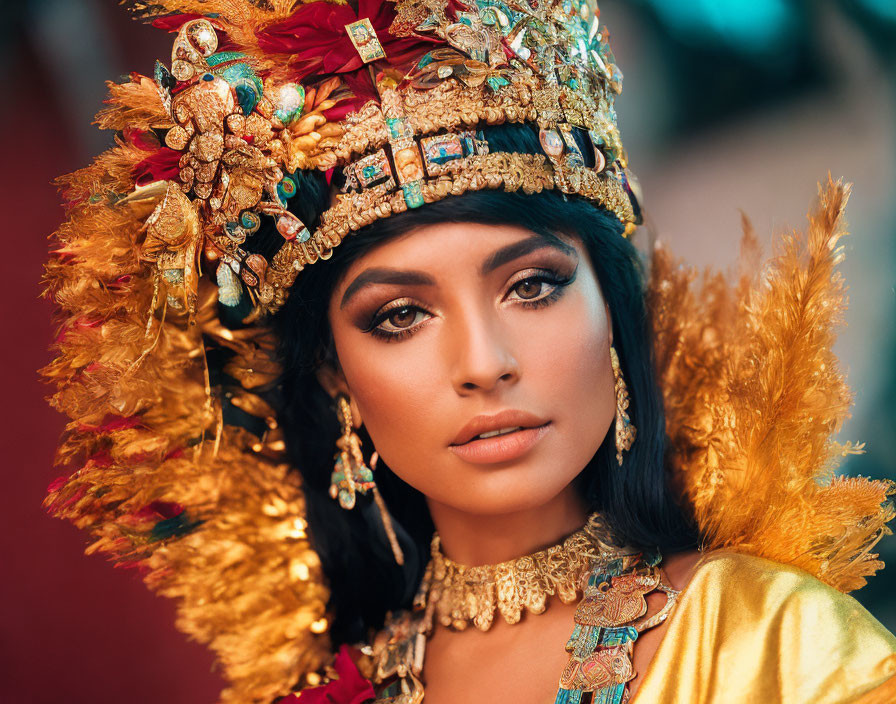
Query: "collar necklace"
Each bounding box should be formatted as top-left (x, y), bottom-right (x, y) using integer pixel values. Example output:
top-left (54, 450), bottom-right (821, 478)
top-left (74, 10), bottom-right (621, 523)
top-left (367, 514), bottom-right (679, 704)
top-left (413, 513), bottom-right (650, 632)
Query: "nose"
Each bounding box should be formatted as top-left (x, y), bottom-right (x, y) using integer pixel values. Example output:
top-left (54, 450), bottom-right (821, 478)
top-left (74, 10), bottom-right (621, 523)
top-left (448, 303), bottom-right (520, 394)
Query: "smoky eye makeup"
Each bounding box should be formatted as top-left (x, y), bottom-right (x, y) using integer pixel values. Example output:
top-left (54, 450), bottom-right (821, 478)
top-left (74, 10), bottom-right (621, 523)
top-left (355, 259), bottom-right (579, 342)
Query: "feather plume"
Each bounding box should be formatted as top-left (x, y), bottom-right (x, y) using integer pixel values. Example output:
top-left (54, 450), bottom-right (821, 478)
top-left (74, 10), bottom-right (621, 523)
top-left (95, 74), bottom-right (172, 131)
top-left (125, 0), bottom-right (337, 75)
top-left (43, 76), bottom-right (331, 703)
top-left (649, 177), bottom-right (895, 592)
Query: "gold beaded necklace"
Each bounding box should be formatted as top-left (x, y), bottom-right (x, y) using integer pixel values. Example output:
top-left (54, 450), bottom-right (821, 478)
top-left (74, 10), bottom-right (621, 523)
top-left (366, 515), bottom-right (680, 704)
top-left (415, 514), bottom-right (641, 631)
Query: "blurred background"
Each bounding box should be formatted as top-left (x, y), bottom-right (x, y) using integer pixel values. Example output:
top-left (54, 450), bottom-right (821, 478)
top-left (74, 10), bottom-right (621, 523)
top-left (1, 1), bottom-right (894, 701)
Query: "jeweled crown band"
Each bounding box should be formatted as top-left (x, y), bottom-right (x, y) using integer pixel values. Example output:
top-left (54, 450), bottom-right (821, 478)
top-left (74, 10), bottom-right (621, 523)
top-left (265, 137), bottom-right (637, 311)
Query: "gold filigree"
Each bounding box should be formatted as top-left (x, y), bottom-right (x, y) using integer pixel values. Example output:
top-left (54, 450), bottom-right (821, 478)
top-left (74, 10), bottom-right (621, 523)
top-left (365, 514), bottom-right (678, 702)
top-left (326, 76), bottom-right (620, 168)
top-left (414, 514), bottom-right (641, 632)
top-left (260, 152), bottom-right (633, 310)
top-left (126, 3), bottom-right (639, 316)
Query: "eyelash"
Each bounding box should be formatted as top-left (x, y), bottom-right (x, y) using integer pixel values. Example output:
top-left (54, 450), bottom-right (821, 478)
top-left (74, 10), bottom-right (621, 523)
top-left (362, 270), bottom-right (575, 342)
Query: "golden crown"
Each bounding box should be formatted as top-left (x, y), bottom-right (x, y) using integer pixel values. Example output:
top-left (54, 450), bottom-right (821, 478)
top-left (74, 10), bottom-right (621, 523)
top-left (128, 0), bottom-right (640, 315)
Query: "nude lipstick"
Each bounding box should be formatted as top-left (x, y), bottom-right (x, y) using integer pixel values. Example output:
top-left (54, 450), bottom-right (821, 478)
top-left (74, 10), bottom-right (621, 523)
top-left (449, 409), bottom-right (551, 464)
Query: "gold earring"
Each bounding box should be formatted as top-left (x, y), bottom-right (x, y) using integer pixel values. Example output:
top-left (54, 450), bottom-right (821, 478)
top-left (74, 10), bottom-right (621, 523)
top-left (369, 452), bottom-right (405, 566)
top-left (329, 394), bottom-right (374, 509)
top-left (329, 397), bottom-right (405, 565)
top-left (610, 345), bottom-right (636, 465)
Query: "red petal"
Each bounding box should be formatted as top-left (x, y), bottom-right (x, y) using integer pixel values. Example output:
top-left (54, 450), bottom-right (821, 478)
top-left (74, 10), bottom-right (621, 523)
top-left (133, 147), bottom-right (181, 187)
top-left (288, 646), bottom-right (375, 703)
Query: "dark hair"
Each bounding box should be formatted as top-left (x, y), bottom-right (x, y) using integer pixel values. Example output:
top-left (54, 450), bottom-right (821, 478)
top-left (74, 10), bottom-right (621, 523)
top-left (270, 124), bottom-right (698, 645)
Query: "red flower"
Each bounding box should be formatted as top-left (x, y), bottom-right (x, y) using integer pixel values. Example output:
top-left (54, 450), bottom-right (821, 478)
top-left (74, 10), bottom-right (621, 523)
top-left (256, 0), bottom-right (440, 81)
top-left (282, 646), bottom-right (375, 704)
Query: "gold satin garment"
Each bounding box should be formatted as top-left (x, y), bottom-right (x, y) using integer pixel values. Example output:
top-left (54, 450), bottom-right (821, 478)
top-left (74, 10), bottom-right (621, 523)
top-left (631, 552), bottom-right (896, 703)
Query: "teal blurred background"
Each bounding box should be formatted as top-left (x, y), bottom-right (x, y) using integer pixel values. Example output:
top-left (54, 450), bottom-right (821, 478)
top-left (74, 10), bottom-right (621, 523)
top-left (1, 2), bottom-right (893, 702)
top-left (603, 0), bottom-right (896, 630)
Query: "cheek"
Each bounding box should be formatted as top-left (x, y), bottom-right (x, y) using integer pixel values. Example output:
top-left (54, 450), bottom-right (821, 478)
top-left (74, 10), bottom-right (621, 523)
top-left (523, 284), bottom-right (615, 454)
top-left (332, 331), bottom-right (445, 467)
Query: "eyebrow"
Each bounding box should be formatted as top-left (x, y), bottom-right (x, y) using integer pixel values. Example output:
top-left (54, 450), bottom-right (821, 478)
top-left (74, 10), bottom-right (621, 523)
top-left (479, 234), bottom-right (575, 276)
top-left (339, 234), bottom-right (576, 309)
top-left (340, 269), bottom-right (436, 308)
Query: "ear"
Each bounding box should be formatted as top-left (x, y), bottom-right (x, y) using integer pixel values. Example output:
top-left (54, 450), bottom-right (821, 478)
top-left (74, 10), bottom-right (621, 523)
top-left (315, 363), bottom-right (363, 427)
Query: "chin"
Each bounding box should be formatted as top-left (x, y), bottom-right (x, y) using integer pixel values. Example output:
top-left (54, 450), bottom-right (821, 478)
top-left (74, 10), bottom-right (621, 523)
top-left (422, 460), bottom-right (583, 516)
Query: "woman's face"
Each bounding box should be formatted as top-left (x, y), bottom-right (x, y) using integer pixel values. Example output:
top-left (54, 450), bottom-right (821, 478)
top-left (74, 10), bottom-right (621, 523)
top-left (325, 222), bottom-right (616, 516)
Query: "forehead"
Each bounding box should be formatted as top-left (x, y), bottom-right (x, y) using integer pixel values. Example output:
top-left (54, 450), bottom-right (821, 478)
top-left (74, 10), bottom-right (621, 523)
top-left (339, 222), bottom-right (578, 281)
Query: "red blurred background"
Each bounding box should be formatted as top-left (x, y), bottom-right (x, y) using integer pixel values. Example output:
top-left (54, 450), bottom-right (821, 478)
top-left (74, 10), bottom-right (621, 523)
top-left (2, 1), bottom-right (894, 702)
top-left (1, 4), bottom-right (222, 702)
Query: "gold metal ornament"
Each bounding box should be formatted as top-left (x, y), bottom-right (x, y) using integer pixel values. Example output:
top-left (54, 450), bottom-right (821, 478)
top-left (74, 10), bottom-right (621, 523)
top-left (413, 514), bottom-right (645, 632)
top-left (122, 3), bottom-right (644, 316)
top-left (369, 451), bottom-right (405, 566)
top-left (329, 404), bottom-right (404, 565)
top-left (610, 345), bottom-right (636, 465)
top-left (329, 395), bottom-right (375, 509)
top-left (367, 514), bottom-right (679, 703)
top-left (345, 18), bottom-right (387, 63)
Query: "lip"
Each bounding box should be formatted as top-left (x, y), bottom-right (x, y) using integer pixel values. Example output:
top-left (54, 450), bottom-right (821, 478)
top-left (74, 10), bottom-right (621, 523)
top-left (448, 423), bottom-right (551, 464)
top-left (450, 409), bottom-right (551, 447)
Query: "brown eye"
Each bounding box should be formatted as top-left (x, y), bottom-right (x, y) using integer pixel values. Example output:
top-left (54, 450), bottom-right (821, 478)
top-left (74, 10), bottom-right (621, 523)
top-left (388, 306), bottom-right (417, 328)
top-left (365, 301), bottom-right (431, 340)
top-left (514, 279), bottom-right (543, 300)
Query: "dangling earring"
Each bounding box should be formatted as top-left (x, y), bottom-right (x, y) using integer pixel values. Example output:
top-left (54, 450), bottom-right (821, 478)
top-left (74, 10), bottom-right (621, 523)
top-left (610, 345), bottom-right (636, 465)
top-left (329, 395), bottom-right (405, 565)
top-left (369, 451), bottom-right (405, 566)
top-left (329, 394), bottom-right (375, 509)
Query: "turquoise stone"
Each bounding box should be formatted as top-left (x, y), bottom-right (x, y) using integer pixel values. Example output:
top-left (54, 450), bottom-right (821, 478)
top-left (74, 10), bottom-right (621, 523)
top-left (207, 52), bottom-right (263, 115)
top-left (277, 175), bottom-right (297, 202)
top-left (486, 76), bottom-right (510, 91)
top-left (402, 182), bottom-right (425, 208)
top-left (386, 117), bottom-right (412, 140)
top-left (239, 210), bottom-right (261, 232)
top-left (592, 684), bottom-right (626, 704)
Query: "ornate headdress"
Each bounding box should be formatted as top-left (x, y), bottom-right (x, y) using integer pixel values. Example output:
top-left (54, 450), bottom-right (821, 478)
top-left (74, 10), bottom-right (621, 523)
top-left (117, 0), bottom-right (639, 317)
top-left (42, 1), bottom-right (893, 702)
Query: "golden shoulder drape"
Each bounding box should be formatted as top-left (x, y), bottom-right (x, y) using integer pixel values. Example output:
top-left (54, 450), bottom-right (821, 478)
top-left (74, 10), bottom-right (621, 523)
top-left (632, 552), bottom-right (896, 703)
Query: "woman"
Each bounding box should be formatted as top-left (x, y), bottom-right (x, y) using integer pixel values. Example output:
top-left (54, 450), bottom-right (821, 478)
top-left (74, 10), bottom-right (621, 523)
top-left (43, 1), bottom-right (896, 702)
top-left (275, 183), bottom-right (702, 702)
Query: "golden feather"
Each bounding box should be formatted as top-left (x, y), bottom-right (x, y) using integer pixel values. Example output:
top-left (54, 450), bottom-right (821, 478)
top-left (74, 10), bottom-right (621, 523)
top-left (43, 75), bottom-right (331, 702)
top-left (650, 177), bottom-right (895, 592)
